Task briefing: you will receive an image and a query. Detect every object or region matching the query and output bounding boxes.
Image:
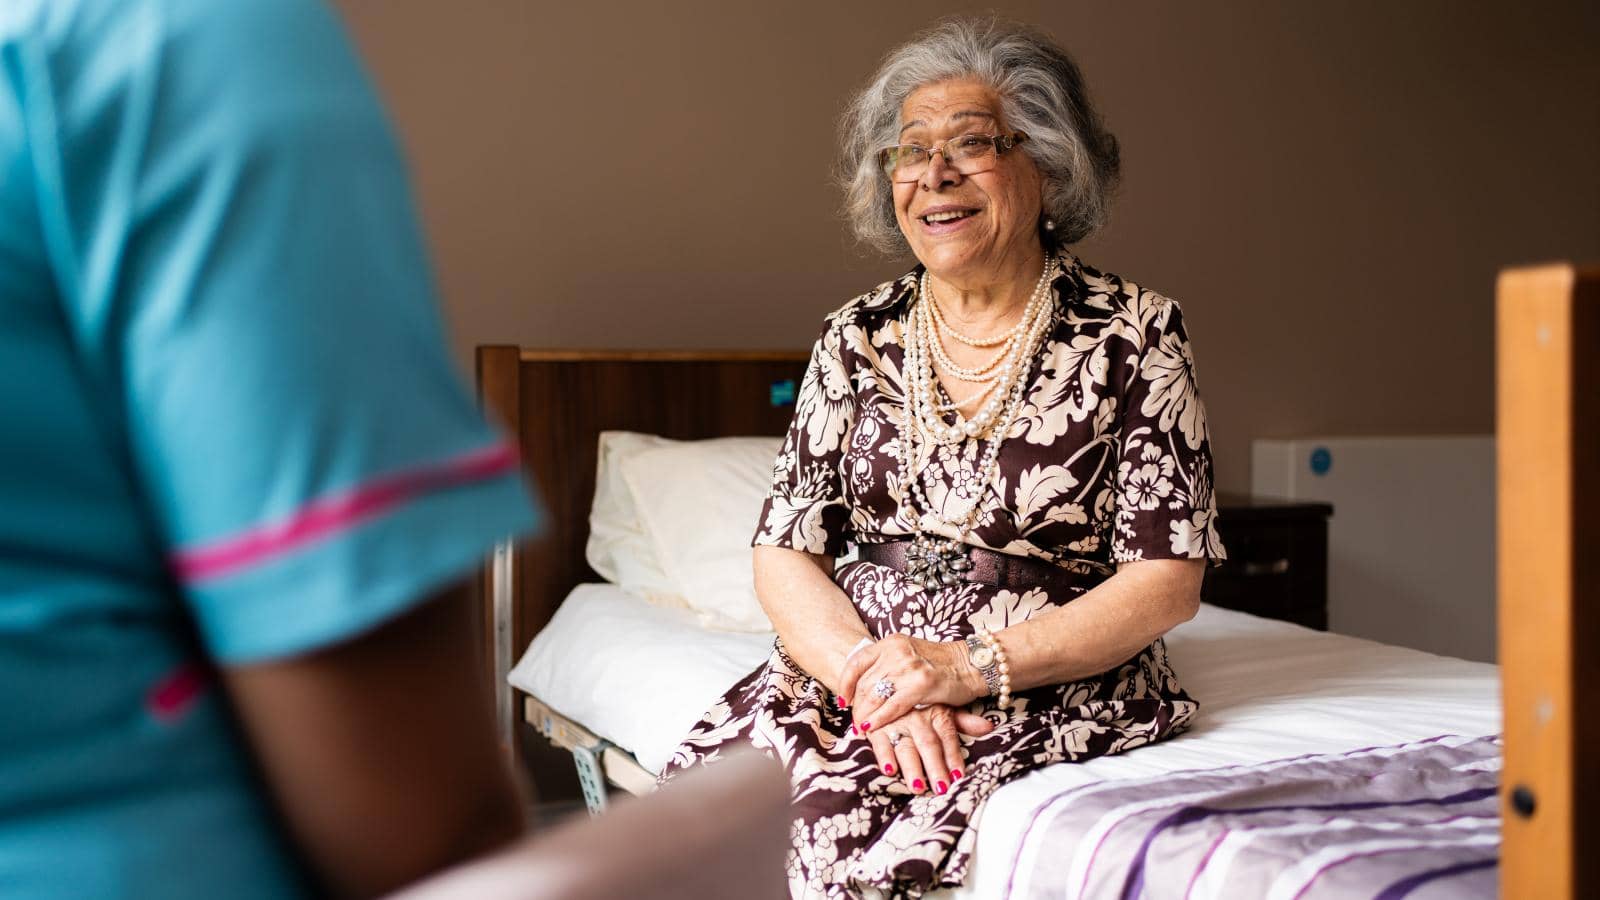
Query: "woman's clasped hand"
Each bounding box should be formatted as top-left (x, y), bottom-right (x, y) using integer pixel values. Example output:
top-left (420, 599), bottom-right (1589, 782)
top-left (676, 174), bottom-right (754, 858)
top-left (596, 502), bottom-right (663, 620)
top-left (836, 635), bottom-right (995, 794)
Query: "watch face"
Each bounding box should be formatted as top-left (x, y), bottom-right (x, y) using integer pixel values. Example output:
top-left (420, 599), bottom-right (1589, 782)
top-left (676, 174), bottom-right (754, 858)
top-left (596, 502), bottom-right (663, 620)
top-left (971, 647), bottom-right (995, 668)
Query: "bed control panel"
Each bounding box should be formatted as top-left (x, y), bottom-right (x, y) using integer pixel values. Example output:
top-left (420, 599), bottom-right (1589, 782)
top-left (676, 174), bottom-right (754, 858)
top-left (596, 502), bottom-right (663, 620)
top-left (769, 378), bottom-right (797, 407)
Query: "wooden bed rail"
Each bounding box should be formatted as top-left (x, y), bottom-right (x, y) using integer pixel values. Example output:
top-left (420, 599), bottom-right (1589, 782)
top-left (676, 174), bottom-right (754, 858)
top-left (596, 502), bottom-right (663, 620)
top-left (1497, 262), bottom-right (1598, 900)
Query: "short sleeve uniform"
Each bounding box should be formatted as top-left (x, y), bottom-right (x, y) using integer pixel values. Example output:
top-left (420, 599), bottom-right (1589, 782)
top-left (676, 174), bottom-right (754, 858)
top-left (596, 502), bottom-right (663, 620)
top-left (0, 2), bottom-right (538, 897)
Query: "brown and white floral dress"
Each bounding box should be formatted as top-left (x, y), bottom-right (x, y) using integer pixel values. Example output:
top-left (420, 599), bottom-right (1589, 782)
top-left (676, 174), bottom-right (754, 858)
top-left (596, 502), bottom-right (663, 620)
top-left (659, 253), bottom-right (1227, 899)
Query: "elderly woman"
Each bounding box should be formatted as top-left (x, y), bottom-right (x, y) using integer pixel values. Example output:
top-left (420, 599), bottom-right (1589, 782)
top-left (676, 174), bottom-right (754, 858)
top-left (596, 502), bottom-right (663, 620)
top-left (662, 17), bottom-right (1225, 899)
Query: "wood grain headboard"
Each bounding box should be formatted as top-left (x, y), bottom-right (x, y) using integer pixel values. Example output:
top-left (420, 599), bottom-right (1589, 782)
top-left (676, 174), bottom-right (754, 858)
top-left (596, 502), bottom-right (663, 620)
top-left (473, 348), bottom-right (809, 764)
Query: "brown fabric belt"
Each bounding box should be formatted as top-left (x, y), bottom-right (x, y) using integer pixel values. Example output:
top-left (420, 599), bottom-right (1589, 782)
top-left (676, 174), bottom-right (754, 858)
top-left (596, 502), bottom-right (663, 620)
top-left (855, 540), bottom-right (1087, 597)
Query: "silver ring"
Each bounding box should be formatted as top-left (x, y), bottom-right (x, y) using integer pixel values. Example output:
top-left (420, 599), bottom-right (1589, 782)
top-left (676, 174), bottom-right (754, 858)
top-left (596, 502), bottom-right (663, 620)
top-left (872, 678), bottom-right (896, 701)
top-left (888, 731), bottom-right (905, 747)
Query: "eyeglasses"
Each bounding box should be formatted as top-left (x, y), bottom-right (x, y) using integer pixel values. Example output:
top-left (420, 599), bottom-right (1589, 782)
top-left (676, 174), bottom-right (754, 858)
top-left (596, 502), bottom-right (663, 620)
top-left (878, 132), bottom-right (1028, 183)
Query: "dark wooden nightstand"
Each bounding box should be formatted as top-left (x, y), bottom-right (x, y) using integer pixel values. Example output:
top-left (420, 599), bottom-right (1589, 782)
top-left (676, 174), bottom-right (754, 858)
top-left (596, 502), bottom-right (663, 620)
top-left (1202, 493), bottom-right (1333, 630)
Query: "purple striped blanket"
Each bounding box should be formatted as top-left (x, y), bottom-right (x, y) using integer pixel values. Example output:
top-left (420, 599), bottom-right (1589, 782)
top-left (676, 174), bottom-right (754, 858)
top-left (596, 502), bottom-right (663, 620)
top-left (1004, 735), bottom-right (1501, 900)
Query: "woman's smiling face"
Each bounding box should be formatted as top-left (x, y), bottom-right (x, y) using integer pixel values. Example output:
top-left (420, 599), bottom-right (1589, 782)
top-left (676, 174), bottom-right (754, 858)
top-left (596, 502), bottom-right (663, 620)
top-left (892, 79), bottom-right (1046, 286)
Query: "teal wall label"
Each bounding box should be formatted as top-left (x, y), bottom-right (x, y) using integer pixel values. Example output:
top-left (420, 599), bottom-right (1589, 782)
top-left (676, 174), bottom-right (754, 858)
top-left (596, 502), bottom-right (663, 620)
top-left (1309, 447), bottom-right (1332, 476)
top-left (770, 379), bottom-right (796, 407)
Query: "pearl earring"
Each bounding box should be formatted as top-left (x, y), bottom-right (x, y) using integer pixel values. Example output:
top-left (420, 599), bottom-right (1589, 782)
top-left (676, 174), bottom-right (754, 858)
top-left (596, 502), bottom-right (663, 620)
top-left (1042, 217), bottom-right (1056, 232)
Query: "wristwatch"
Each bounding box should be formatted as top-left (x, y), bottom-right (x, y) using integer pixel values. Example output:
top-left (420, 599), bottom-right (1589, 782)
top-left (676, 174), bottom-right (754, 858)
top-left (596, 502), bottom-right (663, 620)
top-left (963, 635), bottom-right (1003, 696)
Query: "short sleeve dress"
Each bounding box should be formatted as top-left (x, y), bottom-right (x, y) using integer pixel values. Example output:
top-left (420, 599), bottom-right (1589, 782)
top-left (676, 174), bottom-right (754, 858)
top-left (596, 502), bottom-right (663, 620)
top-left (660, 254), bottom-right (1226, 900)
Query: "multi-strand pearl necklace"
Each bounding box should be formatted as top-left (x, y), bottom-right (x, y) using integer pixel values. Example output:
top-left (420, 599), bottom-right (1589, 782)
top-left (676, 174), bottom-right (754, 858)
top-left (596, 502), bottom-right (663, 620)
top-left (905, 259), bottom-right (1055, 446)
top-left (927, 290), bottom-right (1018, 348)
top-left (896, 256), bottom-right (1056, 573)
top-left (919, 289), bottom-right (1028, 414)
top-left (922, 267), bottom-right (1047, 389)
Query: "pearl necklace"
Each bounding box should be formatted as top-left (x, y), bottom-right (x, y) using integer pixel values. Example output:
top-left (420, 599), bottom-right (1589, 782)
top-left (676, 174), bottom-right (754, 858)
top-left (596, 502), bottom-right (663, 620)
top-left (933, 378), bottom-right (998, 414)
top-left (893, 256), bottom-right (1058, 590)
top-left (927, 290), bottom-right (1019, 347)
top-left (908, 258), bottom-right (1054, 444)
top-left (928, 267), bottom-right (1036, 344)
top-left (921, 263), bottom-right (1054, 385)
top-left (928, 337), bottom-right (1007, 383)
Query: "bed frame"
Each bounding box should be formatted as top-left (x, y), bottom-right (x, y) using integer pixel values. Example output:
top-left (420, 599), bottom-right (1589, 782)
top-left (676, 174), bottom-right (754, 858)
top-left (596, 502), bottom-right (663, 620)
top-left (473, 348), bottom-right (808, 809)
top-left (1495, 263), bottom-right (1597, 899)
top-left (475, 262), bottom-right (1596, 896)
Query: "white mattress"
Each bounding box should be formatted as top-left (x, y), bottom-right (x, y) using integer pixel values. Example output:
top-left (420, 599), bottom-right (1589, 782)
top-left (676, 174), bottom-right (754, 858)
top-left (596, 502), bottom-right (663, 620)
top-left (508, 583), bottom-right (1499, 899)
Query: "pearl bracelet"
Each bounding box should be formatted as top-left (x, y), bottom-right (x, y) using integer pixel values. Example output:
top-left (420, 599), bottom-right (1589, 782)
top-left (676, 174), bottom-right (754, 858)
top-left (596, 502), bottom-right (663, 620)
top-left (974, 625), bottom-right (1012, 708)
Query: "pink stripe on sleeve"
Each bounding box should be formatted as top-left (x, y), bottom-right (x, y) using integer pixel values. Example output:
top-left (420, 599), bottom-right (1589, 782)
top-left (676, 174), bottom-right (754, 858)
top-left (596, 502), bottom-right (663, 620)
top-left (172, 441), bottom-right (520, 582)
top-left (147, 662), bottom-right (210, 721)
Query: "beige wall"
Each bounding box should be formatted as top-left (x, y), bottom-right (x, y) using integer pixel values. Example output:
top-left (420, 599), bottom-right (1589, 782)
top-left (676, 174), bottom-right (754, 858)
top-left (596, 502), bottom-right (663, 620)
top-left (335, 1), bottom-right (1599, 494)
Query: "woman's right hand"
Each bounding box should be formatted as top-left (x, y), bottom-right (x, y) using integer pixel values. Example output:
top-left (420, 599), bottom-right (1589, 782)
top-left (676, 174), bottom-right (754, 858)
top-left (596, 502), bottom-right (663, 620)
top-left (864, 704), bottom-right (993, 795)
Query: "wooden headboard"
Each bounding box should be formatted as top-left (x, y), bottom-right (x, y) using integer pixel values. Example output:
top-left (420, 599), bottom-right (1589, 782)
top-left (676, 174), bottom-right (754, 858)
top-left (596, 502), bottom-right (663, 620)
top-left (473, 348), bottom-right (809, 763)
top-left (1496, 263), bottom-right (1598, 898)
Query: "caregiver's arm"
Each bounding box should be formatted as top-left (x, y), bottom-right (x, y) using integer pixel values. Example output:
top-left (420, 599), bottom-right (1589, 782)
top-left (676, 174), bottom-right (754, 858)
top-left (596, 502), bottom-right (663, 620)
top-left (224, 582), bottom-right (523, 899)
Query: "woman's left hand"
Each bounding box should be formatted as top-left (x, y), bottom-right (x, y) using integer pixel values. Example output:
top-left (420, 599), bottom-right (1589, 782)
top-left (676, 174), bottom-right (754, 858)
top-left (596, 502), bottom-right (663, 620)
top-left (838, 634), bottom-right (983, 730)
top-left (863, 704), bottom-right (992, 795)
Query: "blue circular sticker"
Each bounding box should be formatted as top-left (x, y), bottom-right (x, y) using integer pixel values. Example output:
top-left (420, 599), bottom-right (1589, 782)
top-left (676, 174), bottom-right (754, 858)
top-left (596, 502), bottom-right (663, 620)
top-left (1309, 447), bottom-right (1332, 476)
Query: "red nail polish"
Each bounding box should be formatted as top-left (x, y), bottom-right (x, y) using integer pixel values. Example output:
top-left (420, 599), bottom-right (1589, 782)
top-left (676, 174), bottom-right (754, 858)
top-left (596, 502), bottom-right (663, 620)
top-left (912, 778), bottom-right (924, 791)
top-left (861, 722), bottom-right (871, 731)
top-left (835, 696), bottom-right (847, 708)
top-left (951, 769), bottom-right (963, 781)
top-left (936, 781), bottom-right (948, 794)
top-left (884, 763), bottom-right (895, 775)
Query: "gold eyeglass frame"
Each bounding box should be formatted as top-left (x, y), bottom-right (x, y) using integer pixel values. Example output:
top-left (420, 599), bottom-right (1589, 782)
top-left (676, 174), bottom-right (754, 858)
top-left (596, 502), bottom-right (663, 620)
top-left (878, 132), bottom-right (1029, 183)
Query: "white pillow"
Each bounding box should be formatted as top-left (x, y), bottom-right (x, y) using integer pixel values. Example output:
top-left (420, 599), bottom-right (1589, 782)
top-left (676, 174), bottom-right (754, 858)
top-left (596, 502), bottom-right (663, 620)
top-left (618, 436), bottom-right (784, 632)
top-left (507, 583), bottom-right (775, 774)
top-left (586, 432), bottom-right (684, 607)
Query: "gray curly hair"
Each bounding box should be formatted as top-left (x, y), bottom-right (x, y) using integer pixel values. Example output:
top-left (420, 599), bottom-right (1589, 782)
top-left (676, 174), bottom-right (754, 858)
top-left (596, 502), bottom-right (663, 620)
top-left (838, 17), bottom-right (1120, 255)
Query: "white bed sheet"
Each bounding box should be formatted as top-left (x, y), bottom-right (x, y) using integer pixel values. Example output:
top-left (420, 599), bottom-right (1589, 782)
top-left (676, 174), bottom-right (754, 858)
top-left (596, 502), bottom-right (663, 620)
top-left (508, 583), bottom-right (1499, 898)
